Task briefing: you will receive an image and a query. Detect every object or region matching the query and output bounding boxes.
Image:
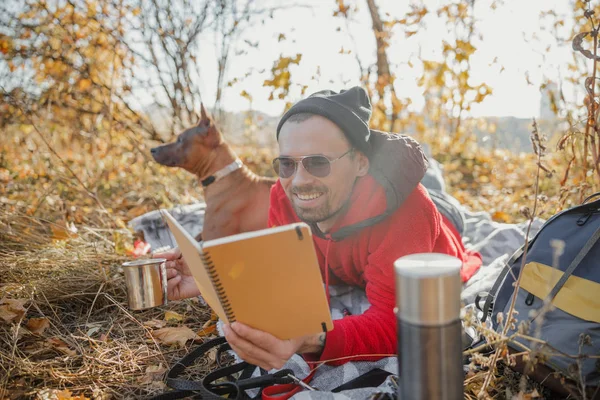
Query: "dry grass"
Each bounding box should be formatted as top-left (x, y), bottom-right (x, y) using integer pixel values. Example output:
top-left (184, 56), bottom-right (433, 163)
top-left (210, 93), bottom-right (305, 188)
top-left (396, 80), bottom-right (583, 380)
top-left (0, 211), bottom-right (219, 399)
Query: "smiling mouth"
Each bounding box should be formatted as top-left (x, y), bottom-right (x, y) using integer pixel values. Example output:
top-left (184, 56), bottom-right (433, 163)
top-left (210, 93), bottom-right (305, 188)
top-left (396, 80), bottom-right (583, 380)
top-left (295, 192), bottom-right (324, 201)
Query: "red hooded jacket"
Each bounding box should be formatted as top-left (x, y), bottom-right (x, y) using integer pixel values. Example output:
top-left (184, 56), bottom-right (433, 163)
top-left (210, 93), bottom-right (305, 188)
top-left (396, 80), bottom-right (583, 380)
top-left (267, 175), bottom-right (482, 364)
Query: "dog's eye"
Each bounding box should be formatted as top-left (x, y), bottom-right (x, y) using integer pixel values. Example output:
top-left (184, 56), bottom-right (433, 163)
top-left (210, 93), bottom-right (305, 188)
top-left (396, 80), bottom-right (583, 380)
top-left (177, 137), bottom-right (182, 143)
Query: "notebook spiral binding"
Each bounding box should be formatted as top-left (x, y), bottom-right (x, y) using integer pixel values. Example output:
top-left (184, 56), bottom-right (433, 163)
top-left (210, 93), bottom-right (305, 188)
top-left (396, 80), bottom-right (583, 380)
top-left (201, 250), bottom-right (236, 322)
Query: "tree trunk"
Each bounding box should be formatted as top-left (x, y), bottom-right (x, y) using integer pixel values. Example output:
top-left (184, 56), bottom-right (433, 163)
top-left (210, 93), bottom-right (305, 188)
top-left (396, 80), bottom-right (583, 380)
top-left (365, 0), bottom-right (397, 130)
top-left (366, 0), bottom-right (390, 80)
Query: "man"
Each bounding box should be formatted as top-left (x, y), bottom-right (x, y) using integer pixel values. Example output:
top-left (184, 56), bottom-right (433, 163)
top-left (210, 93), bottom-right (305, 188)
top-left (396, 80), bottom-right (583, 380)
top-left (157, 87), bottom-right (482, 371)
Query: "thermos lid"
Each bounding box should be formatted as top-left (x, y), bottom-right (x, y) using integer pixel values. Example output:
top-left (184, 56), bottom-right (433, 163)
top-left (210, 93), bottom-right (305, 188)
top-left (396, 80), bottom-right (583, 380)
top-left (394, 253), bottom-right (462, 326)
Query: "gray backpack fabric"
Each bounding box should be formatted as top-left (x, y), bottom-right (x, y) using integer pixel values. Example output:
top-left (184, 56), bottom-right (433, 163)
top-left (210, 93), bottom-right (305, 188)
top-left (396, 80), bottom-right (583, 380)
top-left (481, 192), bottom-right (600, 386)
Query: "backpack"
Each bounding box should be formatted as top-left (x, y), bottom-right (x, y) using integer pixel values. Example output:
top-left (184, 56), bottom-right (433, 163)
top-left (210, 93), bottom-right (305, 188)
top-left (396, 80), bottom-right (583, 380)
top-left (479, 192), bottom-right (600, 393)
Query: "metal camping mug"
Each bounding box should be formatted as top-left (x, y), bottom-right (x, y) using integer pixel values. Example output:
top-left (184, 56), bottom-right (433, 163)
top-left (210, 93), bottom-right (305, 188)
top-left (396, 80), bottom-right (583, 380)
top-left (122, 258), bottom-right (168, 310)
top-left (394, 253), bottom-right (463, 400)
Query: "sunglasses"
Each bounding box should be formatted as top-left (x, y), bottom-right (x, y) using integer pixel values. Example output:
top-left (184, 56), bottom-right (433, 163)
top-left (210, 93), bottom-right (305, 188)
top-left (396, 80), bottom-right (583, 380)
top-left (272, 148), bottom-right (353, 179)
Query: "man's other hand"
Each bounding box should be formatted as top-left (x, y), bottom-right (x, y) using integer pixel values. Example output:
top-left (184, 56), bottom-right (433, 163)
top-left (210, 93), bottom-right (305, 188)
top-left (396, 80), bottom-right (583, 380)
top-left (152, 248), bottom-right (200, 300)
top-left (223, 322), bottom-right (325, 370)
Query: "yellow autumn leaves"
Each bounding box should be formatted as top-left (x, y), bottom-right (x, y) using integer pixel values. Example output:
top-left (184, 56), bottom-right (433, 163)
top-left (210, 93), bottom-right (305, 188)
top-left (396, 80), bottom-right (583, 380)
top-left (145, 310), bottom-right (218, 347)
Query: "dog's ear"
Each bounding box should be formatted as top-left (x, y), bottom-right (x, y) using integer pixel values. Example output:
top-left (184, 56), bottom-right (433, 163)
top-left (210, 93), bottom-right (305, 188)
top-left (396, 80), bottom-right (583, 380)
top-left (204, 121), bottom-right (223, 148)
top-left (197, 103), bottom-right (222, 147)
top-left (199, 103), bottom-right (211, 125)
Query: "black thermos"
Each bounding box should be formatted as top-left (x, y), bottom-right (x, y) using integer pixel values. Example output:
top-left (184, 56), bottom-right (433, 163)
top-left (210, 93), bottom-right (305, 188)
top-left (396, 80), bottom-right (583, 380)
top-left (394, 253), bottom-right (464, 400)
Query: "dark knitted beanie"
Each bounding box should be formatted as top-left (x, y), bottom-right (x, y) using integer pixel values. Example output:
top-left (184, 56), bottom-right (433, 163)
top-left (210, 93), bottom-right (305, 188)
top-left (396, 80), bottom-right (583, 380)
top-left (276, 86), bottom-right (372, 156)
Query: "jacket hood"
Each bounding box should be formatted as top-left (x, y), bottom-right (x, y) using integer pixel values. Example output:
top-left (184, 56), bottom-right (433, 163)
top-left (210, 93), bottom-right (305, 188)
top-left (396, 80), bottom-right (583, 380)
top-left (310, 130), bottom-right (428, 241)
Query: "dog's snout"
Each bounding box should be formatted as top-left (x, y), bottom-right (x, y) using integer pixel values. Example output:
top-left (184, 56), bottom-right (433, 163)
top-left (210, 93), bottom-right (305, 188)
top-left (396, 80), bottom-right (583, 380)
top-left (150, 145), bottom-right (176, 167)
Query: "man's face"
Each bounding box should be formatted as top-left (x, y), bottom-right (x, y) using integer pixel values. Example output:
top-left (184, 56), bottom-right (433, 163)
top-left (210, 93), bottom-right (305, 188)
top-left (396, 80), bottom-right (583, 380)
top-left (277, 115), bottom-right (369, 231)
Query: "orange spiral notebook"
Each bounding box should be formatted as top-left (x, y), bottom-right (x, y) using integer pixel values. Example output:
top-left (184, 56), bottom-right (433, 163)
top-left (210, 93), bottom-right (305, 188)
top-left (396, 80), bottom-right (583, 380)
top-left (161, 210), bottom-right (333, 339)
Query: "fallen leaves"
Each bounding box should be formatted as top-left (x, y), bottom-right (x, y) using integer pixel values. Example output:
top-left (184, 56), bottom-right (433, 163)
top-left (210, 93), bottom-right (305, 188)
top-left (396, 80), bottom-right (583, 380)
top-left (143, 319), bottom-right (167, 329)
top-left (36, 389), bottom-right (90, 400)
top-left (164, 310), bottom-right (183, 322)
top-left (85, 324), bottom-right (102, 337)
top-left (491, 211), bottom-right (511, 223)
top-left (46, 337), bottom-right (77, 356)
top-left (26, 317), bottom-right (50, 335)
top-left (151, 326), bottom-right (198, 347)
top-left (196, 311), bottom-right (218, 336)
top-left (0, 298), bottom-right (27, 323)
top-left (146, 311), bottom-right (216, 345)
top-left (126, 204), bottom-right (151, 219)
top-left (50, 222), bottom-right (78, 241)
top-left (197, 324), bottom-right (216, 337)
top-left (138, 363), bottom-right (167, 385)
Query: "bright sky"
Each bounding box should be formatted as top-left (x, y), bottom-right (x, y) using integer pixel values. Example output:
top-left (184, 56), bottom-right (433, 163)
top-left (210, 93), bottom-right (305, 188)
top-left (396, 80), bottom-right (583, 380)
top-left (190, 0), bottom-right (574, 119)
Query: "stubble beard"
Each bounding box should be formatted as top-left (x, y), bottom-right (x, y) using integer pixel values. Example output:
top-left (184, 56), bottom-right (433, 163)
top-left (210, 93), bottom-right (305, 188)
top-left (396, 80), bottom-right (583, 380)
top-left (293, 201), bottom-right (331, 223)
top-left (288, 182), bottom-right (354, 226)
top-left (292, 193), bottom-right (350, 226)
top-left (289, 184), bottom-right (332, 223)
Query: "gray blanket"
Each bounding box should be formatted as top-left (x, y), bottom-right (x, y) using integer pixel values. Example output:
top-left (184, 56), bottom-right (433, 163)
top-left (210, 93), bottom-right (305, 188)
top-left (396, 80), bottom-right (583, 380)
top-left (129, 156), bottom-right (544, 399)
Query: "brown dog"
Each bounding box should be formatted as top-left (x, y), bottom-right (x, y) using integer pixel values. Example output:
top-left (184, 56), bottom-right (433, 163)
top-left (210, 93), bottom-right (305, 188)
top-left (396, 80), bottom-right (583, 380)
top-left (150, 104), bottom-right (275, 241)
